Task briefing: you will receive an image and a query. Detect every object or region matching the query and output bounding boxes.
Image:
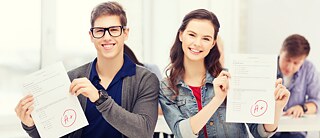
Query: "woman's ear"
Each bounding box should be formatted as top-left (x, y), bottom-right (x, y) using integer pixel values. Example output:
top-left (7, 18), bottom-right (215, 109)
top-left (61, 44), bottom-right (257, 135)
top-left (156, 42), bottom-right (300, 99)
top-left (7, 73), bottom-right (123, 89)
top-left (211, 40), bottom-right (216, 49)
top-left (179, 31), bottom-right (183, 42)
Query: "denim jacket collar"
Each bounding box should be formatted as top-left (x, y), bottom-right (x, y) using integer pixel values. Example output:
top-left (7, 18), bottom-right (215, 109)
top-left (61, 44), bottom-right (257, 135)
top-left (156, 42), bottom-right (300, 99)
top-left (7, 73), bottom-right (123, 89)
top-left (176, 71), bottom-right (214, 88)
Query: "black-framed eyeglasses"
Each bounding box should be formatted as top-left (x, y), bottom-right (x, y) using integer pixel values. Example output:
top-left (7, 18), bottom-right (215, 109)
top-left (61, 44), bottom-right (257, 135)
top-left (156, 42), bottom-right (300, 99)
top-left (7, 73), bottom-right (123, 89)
top-left (90, 26), bottom-right (126, 38)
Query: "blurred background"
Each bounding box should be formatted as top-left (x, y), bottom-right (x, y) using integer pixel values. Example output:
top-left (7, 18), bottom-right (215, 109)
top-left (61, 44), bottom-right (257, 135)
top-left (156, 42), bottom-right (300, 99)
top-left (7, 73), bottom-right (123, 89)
top-left (0, 0), bottom-right (319, 137)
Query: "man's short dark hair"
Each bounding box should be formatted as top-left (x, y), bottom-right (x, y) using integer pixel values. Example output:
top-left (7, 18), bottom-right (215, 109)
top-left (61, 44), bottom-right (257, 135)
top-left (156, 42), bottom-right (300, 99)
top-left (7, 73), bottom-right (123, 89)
top-left (90, 1), bottom-right (127, 27)
top-left (281, 34), bottom-right (310, 57)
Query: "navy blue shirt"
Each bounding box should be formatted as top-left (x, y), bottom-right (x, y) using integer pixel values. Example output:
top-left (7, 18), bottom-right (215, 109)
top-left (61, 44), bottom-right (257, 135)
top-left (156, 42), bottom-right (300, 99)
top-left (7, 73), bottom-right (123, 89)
top-left (82, 54), bottom-right (136, 138)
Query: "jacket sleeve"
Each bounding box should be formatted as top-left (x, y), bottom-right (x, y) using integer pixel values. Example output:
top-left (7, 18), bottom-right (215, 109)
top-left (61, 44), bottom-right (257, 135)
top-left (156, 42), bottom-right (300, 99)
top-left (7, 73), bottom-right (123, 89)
top-left (96, 71), bottom-right (159, 138)
top-left (158, 81), bottom-right (197, 138)
top-left (22, 123), bottom-right (40, 138)
top-left (247, 123), bottom-right (276, 138)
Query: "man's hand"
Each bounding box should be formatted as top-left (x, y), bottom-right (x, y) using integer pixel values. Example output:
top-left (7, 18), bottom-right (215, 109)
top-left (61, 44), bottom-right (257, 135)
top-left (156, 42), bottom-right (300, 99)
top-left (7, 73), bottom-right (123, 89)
top-left (70, 77), bottom-right (99, 102)
top-left (15, 95), bottom-right (35, 127)
top-left (284, 105), bottom-right (304, 118)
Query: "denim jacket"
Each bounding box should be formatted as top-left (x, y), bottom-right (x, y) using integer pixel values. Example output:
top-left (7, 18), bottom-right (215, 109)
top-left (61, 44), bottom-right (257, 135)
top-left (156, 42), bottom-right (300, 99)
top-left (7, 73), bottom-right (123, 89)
top-left (159, 72), bottom-right (275, 138)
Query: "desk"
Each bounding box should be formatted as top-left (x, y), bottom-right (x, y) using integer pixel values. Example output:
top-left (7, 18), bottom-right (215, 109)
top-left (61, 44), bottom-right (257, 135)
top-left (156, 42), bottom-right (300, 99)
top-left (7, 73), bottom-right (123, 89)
top-left (278, 114), bottom-right (320, 138)
top-left (154, 115), bottom-right (173, 138)
top-left (155, 115), bottom-right (320, 137)
top-left (278, 114), bottom-right (320, 131)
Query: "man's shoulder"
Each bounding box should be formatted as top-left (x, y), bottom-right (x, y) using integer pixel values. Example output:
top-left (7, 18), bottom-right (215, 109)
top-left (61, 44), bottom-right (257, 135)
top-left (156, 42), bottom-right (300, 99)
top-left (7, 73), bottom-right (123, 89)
top-left (135, 65), bottom-right (156, 78)
top-left (143, 63), bottom-right (162, 80)
top-left (301, 60), bottom-right (317, 71)
top-left (123, 65), bottom-right (159, 95)
top-left (297, 60), bottom-right (320, 81)
top-left (124, 65), bottom-right (159, 84)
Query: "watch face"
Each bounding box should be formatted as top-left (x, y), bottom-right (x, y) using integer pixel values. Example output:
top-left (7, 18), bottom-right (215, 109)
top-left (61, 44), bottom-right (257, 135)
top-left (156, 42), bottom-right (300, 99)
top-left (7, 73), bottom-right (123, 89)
top-left (99, 89), bottom-right (108, 98)
top-left (94, 89), bottom-right (108, 106)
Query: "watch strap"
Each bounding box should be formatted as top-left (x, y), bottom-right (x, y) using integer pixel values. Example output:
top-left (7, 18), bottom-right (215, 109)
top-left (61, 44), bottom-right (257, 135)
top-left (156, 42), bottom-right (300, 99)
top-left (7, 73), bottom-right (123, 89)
top-left (94, 89), bottom-right (108, 106)
top-left (300, 104), bottom-right (308, 113)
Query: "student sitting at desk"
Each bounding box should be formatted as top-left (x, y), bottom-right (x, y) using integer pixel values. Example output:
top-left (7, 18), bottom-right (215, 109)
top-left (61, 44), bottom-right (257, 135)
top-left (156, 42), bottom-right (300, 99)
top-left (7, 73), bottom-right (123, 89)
top-left (272, 34), bottom-right (320, 138)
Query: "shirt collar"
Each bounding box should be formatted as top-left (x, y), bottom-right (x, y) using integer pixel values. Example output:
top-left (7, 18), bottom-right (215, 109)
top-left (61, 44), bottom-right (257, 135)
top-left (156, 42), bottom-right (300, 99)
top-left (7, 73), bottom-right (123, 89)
top-left (204, 71), bottom-right (214, 84)
top-left (117, 53), bottom-right (136, 78)
top-left (89, 58), bottom-right (99, 82)
top-left (89, 54), bottom-right (136, 83)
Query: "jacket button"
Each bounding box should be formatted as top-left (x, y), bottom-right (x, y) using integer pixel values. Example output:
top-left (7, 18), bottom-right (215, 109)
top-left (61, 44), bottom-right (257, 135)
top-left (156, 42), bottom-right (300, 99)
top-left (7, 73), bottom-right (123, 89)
top-left (209, 121), bottom-right (214, 126)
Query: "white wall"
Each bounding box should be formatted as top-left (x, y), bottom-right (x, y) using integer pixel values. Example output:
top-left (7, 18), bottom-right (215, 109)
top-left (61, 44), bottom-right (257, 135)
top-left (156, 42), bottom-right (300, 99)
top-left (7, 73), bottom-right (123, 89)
top-left (0, 1), bottom-right (41, 137)
top-left (54, 0), bottom-right (144, 70)
top-left (244, 0), bottom-right (320, 71)
top-left (44, 0), bottom-right (239, 77)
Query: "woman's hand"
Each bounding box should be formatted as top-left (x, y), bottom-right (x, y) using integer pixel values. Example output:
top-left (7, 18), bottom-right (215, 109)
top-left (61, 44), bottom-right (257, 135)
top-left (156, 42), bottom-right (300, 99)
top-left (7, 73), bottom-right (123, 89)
top-left (263, 78), bottom-right (291, 132)
top-left (213, 70), bottom-right (231, 101)
top-left (15, 95), bottom-right (35, 127)
top-left (70, 77), bottom-right (99, 102)
top-left (274, 78), bottom-right (290, 111)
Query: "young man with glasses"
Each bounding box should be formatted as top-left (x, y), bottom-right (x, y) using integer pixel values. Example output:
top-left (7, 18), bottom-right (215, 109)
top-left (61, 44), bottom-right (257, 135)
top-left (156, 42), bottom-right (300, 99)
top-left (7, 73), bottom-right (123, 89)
top-left (16, 2), bottom-right (159, 138)
top-left (272, 34), bottom-right (320, 138)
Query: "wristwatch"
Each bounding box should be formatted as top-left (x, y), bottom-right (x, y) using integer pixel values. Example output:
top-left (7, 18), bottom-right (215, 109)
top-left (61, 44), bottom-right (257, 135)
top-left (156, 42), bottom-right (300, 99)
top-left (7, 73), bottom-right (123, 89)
top-left (94, 89), bottom-right (108, 106)
top-left (300, 104), bottom-right (308, 113)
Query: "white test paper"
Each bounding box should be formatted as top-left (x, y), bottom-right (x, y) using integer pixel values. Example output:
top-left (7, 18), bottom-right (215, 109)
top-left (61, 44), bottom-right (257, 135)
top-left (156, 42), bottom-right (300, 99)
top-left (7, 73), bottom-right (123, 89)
top-left (226, 54), bottom-right (277, 124)
top-left (23, 62), bottom-right (88, 138)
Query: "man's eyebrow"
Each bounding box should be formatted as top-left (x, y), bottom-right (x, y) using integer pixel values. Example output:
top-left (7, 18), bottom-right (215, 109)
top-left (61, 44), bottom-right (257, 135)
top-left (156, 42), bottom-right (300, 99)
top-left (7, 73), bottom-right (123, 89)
top-left (203, 35), bottom-right (213, 39)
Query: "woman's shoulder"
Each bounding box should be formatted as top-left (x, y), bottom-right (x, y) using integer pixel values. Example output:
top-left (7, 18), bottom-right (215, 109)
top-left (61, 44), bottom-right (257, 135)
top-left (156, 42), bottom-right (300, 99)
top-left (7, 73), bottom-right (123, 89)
top-left (159, 78), bottom-right (177, 97)
top-left (160, 78), bottom-right (170, 88)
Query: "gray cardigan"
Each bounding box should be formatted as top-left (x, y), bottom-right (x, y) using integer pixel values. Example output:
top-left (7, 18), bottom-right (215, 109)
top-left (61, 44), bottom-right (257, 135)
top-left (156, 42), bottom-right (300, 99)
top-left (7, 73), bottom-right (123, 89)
top-left (22, 62), bottom-right (160, 138)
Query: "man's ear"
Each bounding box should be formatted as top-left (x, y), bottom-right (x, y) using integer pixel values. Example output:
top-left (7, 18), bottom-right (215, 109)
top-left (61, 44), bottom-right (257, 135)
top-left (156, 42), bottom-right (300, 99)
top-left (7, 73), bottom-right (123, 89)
top-left (89, 31), bottom-right (94, 42)
top-left (124, 28), bottom-right (129, 41)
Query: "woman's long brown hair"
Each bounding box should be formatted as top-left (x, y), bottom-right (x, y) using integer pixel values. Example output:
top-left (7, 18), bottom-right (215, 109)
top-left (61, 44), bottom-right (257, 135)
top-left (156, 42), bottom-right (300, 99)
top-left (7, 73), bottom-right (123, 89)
top-left (166, 9), bottom-right (223, 95)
